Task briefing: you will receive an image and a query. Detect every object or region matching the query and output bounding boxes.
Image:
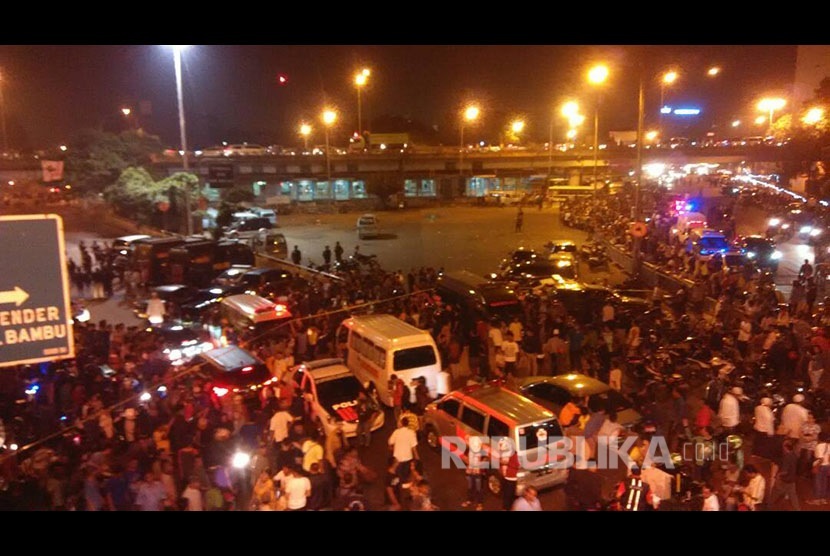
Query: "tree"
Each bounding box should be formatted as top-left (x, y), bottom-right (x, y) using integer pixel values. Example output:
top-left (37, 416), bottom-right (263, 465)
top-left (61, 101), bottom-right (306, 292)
top-left (223, 186), bottom-right (255, 204)
top-left (364, 171), bottom-right (402, 208)
top-left (103, 167), bottom-right (200, 230)
top-left (65, 129), bottom-right (163, 195)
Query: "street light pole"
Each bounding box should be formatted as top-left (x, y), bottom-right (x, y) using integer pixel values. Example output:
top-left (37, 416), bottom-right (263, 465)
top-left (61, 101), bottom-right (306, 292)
top-left (633, 73), bottom-right (645, 278)
top-left (459, 123), bottom-right (465, 177)
top-left (0, 69), bottom-right (8, 153)
top-left (172, 46), bottom-right (192, 236)
top-left (548, 115), bottom-right (554, 180)
top-left (592, 97), bottom-right (599, 194)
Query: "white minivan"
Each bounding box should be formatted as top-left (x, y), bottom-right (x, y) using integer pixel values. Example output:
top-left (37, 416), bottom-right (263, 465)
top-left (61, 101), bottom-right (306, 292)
top-left (337, 314), bottom-right (445, 407)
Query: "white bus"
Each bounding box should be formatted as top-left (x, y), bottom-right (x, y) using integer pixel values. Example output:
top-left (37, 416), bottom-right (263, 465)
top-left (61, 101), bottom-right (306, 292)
top-left (337, 314), bottom-right (444, 407)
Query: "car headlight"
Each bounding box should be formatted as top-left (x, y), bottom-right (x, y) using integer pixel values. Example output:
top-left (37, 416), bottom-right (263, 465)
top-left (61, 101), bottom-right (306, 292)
top-left (771, 250), bottom-right (783, 260)
top-left (801, 226), bottom-right (813, 235)
top-left (768, 218), bottom-right (781, 227)
top-left (167, 349), bottom-right (183, 362)
top-left (782, 223), bottom-right (790, 230)
top-left (746, 252), bottom-right (756, 259)
top-left (811, 228), bottom-right (822, 237)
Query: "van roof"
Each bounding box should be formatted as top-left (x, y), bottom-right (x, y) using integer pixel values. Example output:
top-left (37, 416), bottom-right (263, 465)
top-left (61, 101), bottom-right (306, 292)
top-left (221, 293), bottom-right (291, 321)
top-left (344, 314), bottom-right (433, 348)
top-left (458, 385), bottom-right (555, 426)
top-left (201, 345), bottom-right (262, 371)
top-left (439, 271), bottom-right (519, 305)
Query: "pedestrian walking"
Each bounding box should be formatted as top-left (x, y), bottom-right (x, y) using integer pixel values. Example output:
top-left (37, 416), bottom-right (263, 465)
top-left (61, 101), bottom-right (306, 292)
top-left (323, 245), bottom-right (332, 266)
top-left (334, 241), bottom-right (344, 263)
top-left (291, 245), bottom-right (302, 266)
top-left (515, 207), bottom-right (524, 232)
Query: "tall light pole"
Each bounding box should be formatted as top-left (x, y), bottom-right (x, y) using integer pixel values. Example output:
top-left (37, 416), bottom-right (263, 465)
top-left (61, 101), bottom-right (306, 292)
top-left (659, 70), bottom-right (678, 133)
top-left (758, 97), bottom-right (786, 135)
top-left (459, 104), bottom-right (480, 177)
top-left (322, 108), bottom-right (337, 187)
top-left (299, 123), bottom-right (312, 151)
top-left (171, 45), bottom-right (192, 235)
top-left (0, 68), bottom-right (8, 154)
top-left (633, 73), bottom-right (645, 278)
top-left (354, 68), bottom-right (370, 135)
top-left (557, 101), bottom-right (580, 180)
top-left (587, 64), bottom-right (609, 194)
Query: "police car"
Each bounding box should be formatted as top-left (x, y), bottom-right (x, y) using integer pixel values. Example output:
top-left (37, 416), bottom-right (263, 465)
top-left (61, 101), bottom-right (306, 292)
top-left (289, 358), bottom-right (384, 439)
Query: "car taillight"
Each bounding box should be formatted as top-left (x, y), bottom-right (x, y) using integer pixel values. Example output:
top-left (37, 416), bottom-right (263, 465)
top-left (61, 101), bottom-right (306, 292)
top-left (213, 386), bottom-right (229, 397)
top-left (241, 366), bottom-right (252, 373)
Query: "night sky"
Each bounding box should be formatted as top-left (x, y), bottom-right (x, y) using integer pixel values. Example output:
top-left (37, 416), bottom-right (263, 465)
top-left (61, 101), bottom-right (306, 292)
top-left (0, 45), bottom-right (799, 150)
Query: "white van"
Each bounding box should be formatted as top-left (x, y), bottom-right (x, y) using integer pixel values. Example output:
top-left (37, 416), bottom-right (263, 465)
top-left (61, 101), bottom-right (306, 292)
top-left (672, 211), bottom-right (707, 239)
top-left (218, 293), bottom-right (292, 339)
top-left (337, 314), bottom-right (444, 407)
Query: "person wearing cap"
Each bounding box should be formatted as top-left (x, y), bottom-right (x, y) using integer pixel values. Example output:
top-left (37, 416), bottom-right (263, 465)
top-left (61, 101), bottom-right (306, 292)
top-left (780, 394), bottom-right (809, 441)
top-left (718, 386), bottom-right (746, 434)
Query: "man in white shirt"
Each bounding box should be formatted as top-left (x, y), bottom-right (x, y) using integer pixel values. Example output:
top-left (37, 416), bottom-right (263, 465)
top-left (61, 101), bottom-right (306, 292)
top-left (753, 397), bottom-right (775, 436)
top-left (808, 432), bottom-right (830, 504)
top-left (283, 467), bottom-right (311, 511)
top-left (737, 319), bottom-right (752, 357)
top-left (718, 387), bottom-right (745, 432)
top-left (388, 418), bottom-right (419, 465)
top-left (740, 464), bottom-right (766, 510)
top-left (508, 317), bottom-right (523, 343)
top-left (501, 331), bottom-right (520, 376)
top-left (180, 475), bottom-right (204, 511)
top-left (780, 394), bottom-right (809, 440)
top-left (269, 401), bottom-right (294, 447)
top-left (701, 484), bottom-right (720, 511)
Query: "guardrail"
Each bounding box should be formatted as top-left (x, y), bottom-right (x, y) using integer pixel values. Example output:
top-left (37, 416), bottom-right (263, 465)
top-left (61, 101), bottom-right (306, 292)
top-left (254, 252), bottom-right (345, 283)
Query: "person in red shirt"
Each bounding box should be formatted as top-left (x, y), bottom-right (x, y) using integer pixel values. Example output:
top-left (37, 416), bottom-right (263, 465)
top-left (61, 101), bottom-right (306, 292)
top-left (695, 401), bottom-right (715, 430)
top-left (388, 374), bottom-right (406, 424)
top-left (499, 440), bottom-right (520, 511)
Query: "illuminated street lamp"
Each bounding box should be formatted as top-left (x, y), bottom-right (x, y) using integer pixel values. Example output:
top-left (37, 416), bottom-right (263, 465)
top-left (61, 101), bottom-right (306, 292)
top-left (754, 115), bottom-right (767, 126)
top-left (707, 66), bottom-right (721, 77)
top-left (587, 64), bottom-right (609, 192)
top-left (511, 119), bottom-right (525, 135)
top-left (757, 97), bottom-right (786, 134)
top-left (659, 70), bottom-right (679, 132)
top-left (645, 130), bottom-right (659, 143)
top-left (354, 68), bottom-right (371, 134)
top-left (459, 104), bottom-right (480, 176)
top-left (169, 45), bottom-right (192, 235)
top-left (321, 108), bottom-right (337, 183)
top-left (299, 123), bottom-right (312, 151)
top-left (803, 107), bottom-right (824, 126)
top-left (731, 120), bottom-right (741, 128)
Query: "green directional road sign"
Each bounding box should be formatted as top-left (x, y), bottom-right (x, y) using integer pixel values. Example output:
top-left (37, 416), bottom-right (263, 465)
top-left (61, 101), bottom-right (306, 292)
top-left (0, 214), bottom-right (74, 367)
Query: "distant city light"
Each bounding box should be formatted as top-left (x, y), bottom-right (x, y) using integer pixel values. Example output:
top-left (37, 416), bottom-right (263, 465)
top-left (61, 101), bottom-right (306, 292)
top-left (754, 116), bottom-right (766, 125)
top-left (731, 120), bottom-right (741, 127)
top-left (660, 106), bottom-right (672, 114)
top-left (673, 108), bottom-right (701, 116)
top-left (707, 66), bottom-right (721, 77)
top-left (59, 145), bottom-right (67, 152)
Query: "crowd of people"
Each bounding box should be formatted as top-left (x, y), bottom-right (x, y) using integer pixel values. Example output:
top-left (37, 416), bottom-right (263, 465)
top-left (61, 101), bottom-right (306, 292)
top-left (4, 181), bottom-right (830, 511)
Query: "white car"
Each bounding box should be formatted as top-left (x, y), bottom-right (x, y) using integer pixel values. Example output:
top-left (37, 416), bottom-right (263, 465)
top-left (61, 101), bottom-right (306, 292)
top-left (290, 359), bottom-right (384, 439)
top-left (356, 214), bottom-right (379, 239)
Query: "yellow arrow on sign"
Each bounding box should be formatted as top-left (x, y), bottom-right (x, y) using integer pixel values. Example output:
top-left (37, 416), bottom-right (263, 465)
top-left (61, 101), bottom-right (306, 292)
top-left (0, 286), bottom-right (29, 307)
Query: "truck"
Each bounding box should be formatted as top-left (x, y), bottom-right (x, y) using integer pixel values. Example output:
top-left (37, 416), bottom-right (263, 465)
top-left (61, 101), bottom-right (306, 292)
top-left (349, 132), bottom-right (412, 153)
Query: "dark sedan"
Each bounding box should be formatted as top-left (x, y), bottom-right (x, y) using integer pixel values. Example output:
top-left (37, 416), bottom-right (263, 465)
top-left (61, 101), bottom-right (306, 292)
top-left (736, 235), bottom-right (781, 272)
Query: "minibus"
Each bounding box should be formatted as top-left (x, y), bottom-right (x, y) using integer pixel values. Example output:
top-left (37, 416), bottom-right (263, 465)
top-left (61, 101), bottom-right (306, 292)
top-left (337, 314), bottom-right (444, 407)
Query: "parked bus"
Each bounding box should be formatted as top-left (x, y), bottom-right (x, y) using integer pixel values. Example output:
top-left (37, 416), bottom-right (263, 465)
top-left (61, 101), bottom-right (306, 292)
top-left (168, 239), bottom-right (254, 287)
top-left (133, 236), bottom-right (191, 287)
top-left (336, 314), bottom-right (444, 407)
